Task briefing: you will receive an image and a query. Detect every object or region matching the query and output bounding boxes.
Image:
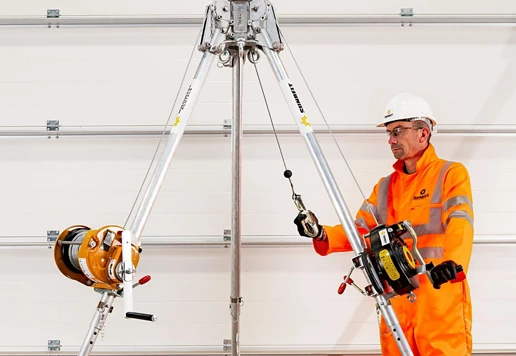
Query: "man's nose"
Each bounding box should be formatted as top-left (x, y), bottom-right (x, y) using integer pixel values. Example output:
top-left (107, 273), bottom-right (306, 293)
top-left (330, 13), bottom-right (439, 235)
top-left (388, 134), bottom-right (397, 144)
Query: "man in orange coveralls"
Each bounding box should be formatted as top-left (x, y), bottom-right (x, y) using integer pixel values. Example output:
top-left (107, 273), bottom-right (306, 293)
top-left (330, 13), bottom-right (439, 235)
top-left (294, 93), bottom-right (474, 356)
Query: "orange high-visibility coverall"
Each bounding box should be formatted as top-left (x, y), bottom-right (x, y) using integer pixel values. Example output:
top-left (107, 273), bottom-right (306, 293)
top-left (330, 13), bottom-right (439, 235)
top-left (313, 144), bottom-right (474, 356)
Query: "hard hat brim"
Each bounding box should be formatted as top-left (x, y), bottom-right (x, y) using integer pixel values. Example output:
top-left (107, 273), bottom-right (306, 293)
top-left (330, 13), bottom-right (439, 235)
top-left (377, 117), bottom-right (436, 129)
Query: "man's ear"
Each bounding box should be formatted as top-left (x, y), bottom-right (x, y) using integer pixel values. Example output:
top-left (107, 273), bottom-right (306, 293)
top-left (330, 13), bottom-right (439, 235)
top-left (420, 127), bottom-right (430, 143)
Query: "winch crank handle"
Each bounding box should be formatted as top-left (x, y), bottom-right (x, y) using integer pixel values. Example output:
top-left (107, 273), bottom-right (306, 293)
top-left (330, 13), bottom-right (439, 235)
top-left (406, 219), bottom-right (467, 284)
top-left (403, 220), bottom-right (436, 282)
top-left (126, 312), bottom-right (157, 322)
top-left (403, 220), bottom-right (427, 268)
top-left (451, 265), bottom-right (466, 284)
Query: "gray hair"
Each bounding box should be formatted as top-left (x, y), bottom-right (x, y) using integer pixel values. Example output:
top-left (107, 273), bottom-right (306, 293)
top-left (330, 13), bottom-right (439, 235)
top-left (412, 120), bottom-right (432, 143)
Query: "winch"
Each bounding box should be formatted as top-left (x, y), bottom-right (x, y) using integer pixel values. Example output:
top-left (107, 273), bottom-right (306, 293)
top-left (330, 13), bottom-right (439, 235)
top-left (53, 224), bottom-right (156, 324)
top-left (54, 225), bottom-right (141, 290)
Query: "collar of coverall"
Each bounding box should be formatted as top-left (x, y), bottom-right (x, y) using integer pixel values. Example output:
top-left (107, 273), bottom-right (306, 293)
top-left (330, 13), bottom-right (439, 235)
top-left (392, 143), bottom-right (438, 175)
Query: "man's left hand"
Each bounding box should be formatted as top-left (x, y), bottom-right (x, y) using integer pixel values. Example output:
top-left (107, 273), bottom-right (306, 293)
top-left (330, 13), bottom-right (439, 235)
top-left (430, 260), bottom-right (459, 289)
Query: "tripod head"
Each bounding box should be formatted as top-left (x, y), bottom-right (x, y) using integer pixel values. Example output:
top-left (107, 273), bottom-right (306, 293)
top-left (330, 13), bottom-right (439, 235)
top-left (198, 0), bottom-right (283, 59)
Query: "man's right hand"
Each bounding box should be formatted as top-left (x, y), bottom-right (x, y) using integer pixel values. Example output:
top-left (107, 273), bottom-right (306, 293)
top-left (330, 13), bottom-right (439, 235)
top-left (293, 211), bottom-right (324, 239)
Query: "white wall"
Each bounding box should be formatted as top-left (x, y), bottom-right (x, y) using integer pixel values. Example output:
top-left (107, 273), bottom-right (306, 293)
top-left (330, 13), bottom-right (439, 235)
top-left (0, 1), bottom-right (515, 354)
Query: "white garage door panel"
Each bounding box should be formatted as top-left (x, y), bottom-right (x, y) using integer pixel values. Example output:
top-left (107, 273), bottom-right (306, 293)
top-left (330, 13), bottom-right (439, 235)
top-left (0, 27), bottom-right (199, 127)
top-left (0, 134), bottom-right (513, 238)
top-left (1, 26), bottom-right (516, 129)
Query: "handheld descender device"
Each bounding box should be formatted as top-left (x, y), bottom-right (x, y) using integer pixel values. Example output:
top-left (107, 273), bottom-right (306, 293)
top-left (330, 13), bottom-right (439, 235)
top-left (338, 221), bottom-right (466, 301)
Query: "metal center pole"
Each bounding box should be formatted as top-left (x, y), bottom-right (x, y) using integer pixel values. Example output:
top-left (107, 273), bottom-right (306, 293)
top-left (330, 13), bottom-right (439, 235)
top-left (230, 40), bottom-right (245, 356)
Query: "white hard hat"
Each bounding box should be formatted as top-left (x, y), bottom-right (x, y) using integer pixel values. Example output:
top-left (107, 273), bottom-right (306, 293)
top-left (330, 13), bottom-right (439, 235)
top-left (378, 93), bottom-right (437, 131)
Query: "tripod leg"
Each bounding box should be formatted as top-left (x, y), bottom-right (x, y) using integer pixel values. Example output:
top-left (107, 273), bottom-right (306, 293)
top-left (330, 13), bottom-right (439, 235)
top-left (377, 295), bottom-right (413, 354)
top-left (78, 292), bottom-right (116, 356)
top-left (129, 29), bottom-right (222, 239)
top-left (258, 30), bottom-right (414, 356)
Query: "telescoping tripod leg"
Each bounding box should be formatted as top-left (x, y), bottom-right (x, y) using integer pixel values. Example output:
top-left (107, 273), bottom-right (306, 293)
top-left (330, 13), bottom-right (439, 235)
top-left (78, 291), bottom-right (116, 356)
top-left (256, 19), bottom-right (414, 356)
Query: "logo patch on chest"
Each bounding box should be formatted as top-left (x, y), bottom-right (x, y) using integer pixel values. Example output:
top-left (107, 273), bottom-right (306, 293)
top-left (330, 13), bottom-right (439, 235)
top-left (413, 188), bottom-right (430, 200)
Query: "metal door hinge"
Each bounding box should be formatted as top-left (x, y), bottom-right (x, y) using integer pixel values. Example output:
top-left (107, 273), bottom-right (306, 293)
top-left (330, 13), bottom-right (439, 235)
top-left (47, 9), bottom-right (60, 18)
top-left (47, 120), bottom-right (60, 139)
top-left (48, 339), bottom-right (61, 351)
top-left (223, 229), bottom-right (231, 242)
top-left (47, 230), bottom-right (60, 242)
top-left (47, 120), bottom-right (59, 131)
top-left (223, 339), bottom-right (231, 352)
top-left (47, 230), bottom-right (60, 248)
top-left (400, 8), bottom-right (414, 17)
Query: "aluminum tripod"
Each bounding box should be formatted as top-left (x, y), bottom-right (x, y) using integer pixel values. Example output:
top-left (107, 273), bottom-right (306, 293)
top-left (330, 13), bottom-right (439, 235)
top-left (78, 1), bottom-right (414, 355)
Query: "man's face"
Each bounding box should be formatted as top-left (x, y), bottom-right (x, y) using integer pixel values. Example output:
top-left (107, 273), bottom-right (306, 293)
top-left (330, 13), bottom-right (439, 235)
top-left (385, 121), bottom-right (423, 160)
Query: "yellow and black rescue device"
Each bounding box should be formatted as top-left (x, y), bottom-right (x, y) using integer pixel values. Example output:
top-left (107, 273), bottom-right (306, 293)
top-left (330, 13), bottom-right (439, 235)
top-left (364, 222), bottom-right (431, 296)
top-left (54, 225), bottom-right (141, 290)
top-left (338, 220), bottom-right (466, 300)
